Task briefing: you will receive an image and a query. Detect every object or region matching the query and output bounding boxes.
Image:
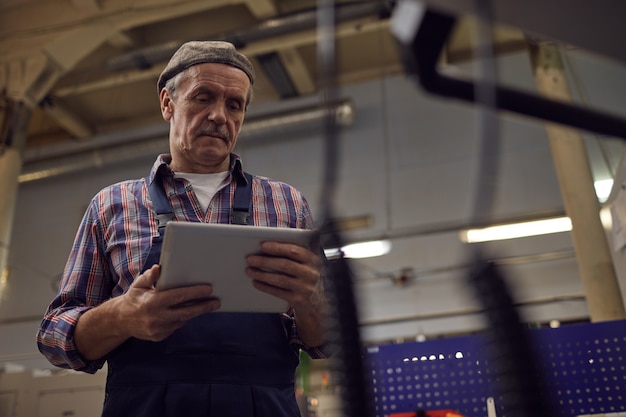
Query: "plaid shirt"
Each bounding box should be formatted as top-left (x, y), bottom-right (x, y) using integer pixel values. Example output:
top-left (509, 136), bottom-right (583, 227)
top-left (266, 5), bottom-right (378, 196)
top-left (37, 154), bottom-right (327, 373)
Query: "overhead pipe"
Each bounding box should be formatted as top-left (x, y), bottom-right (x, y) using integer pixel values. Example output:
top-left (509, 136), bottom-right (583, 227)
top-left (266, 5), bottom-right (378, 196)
top-left (106, 1), bottom-right (393, 72)
top-left (20, 99), bottom-right (354, 183)
top-left (359, 292), bottom-right (587, 327)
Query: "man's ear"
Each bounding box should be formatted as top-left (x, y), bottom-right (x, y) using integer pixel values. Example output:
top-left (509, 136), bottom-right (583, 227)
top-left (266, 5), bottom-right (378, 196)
top-left (160, 89), bottom-right (173, 121)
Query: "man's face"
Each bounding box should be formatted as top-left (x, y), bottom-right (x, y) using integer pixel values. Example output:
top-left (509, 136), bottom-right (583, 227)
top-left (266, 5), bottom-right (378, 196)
top-left (160, 62), bottom-right (251, 173)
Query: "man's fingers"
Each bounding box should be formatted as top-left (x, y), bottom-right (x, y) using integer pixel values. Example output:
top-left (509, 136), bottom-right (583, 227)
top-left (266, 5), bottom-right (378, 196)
top-left (258, 241), bottom-right (308, 261)
top-left (133, 264), bottom-right (160, 288)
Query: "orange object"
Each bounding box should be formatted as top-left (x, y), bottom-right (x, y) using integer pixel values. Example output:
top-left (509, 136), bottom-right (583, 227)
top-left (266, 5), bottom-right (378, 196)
top-left (388, 410), bottom-right (464, 417)
top-left (321, 371), bottom-right (329, 389)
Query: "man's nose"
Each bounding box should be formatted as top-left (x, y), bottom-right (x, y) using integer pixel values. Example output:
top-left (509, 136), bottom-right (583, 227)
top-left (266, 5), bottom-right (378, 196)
top-left (207, 104), bottom-right (227, 124)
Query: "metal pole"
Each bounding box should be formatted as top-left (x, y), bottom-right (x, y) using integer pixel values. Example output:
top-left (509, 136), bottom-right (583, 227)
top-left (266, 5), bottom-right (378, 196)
top-left (0, 98), bottom-right (30, 302)
top-left (528, 41), bottom-right (626, 322)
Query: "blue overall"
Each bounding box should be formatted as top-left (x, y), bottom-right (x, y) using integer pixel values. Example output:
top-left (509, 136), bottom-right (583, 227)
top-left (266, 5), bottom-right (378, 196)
top-left (101, 173), bottom-right (301, 417)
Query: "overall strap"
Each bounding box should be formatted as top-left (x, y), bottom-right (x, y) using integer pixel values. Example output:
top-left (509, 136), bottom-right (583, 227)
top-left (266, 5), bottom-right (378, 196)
top-left (231, 172), bottom-right (253, 225)
top-left (146, 175), bottom-right (174, 237)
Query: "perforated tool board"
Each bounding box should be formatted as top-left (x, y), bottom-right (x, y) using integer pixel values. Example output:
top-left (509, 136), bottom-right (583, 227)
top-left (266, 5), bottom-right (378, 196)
top-left (366, 319), bottom-right (626, 417)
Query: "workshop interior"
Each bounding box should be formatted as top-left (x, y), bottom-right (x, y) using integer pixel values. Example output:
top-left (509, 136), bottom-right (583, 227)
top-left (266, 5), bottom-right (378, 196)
top-left (1, 1), bottom-right (626, 416)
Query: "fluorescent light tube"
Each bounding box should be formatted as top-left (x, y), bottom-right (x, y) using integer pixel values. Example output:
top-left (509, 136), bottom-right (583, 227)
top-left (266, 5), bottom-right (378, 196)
top-left (324, 240), bottom-right (391, 259)
top-left (460, 217), bottom-right (572, 243)
top-left (460, 179), bottom-right (613, 243)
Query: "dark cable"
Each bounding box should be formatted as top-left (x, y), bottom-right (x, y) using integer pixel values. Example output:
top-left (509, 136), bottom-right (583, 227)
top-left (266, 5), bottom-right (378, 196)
top-left (467, 258), bottom-right (555, 417)
top-left (467, 2), bottom-right (555, 417)
top-left (316, 1), bottom-right (376, 417)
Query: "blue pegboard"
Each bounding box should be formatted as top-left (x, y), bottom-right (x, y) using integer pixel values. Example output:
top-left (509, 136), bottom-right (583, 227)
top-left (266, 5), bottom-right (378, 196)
top-left (366, 319), bottom-right (626, 417)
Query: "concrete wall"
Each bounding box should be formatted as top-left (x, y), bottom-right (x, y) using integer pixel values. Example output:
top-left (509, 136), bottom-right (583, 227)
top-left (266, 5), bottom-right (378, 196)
top-left (0, 370), bottom-right (106, 417)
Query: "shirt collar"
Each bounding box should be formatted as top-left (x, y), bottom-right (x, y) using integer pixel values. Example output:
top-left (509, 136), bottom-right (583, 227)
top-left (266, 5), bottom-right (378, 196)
top-left (148, 153), bottom-right (247, 185)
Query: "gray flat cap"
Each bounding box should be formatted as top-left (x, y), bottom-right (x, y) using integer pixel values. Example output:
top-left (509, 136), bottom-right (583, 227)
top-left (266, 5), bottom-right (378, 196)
top-left (157, 41), bottom-right (255, 93)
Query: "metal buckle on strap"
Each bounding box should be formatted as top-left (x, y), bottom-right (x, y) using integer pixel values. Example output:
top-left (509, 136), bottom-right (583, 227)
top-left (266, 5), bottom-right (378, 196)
top-left (230, 209), bottom-right (250, 226)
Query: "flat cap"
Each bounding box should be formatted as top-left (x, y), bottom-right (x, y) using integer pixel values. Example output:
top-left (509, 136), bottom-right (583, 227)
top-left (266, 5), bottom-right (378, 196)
top-left (157, 41), bottom-right (255, 93)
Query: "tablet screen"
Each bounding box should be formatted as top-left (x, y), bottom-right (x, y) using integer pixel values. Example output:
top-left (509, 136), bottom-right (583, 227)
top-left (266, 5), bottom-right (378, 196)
top-left (155, 222), bottom-right (316, 313)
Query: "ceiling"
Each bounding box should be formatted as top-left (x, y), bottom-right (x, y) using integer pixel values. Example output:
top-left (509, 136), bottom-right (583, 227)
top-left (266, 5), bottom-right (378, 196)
top-left (0, 0), bottom-right (541, 160)
top-left (3, 0), bottom-right (623, 166)
top-left (0, 0), bottom-right (406, 151)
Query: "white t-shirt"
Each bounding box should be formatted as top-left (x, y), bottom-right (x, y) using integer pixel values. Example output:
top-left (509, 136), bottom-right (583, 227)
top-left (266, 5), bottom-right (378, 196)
top-left (175, 171), bottom-right (230, 212)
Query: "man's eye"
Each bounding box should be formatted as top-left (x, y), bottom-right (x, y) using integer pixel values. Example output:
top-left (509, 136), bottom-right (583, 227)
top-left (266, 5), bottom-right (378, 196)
top-left (228, 101), bottom-right (243, 111)
top-left (195, 94), bottom-right (211, 103)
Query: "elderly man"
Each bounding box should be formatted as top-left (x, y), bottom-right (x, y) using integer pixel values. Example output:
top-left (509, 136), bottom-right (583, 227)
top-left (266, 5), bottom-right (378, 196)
top-left (37, 41), bottom-right (329, 417)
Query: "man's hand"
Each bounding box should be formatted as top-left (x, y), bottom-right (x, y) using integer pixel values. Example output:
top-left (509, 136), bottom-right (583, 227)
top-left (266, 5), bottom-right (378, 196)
top-left (75, 264), bottom-right (221, 361)
top-left (117, 264), bottom-right (221, 341)
top-left (245, 242), bottom-right (323, 313)
top-left (245, 241), bottom-right (327, 347)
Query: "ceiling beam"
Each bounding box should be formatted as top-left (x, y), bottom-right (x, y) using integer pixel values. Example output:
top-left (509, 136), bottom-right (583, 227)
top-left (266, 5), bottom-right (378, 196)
top-left (242, 0), bottom-right (277, 19)
top-left (242, 0), bottom-right (316, 96)
top-left (1, 0), bottom-right (266, 139)
top-left (54, 16), bottom-right (390, 98)
top-left (70, 0), bottom-right (102, 13)
top-left (39, 97), bottom-right (94, 139)
top-left (106, 32), bottom-right (138, 49)
top-left (109, 0), bottom-right (254, 33)
top-left (0, 0), bottom-right (258, 63)
top-left (277, 48), bottom-right (315, 96)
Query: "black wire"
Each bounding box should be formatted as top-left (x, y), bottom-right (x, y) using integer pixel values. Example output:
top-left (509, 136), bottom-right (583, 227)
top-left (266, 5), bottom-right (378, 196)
top-left (467, 259), bottom-right (555, 417)
top-left (467, 2), bottom-right (555, 417)
top-left (316, 1), bottom-right (376, 417)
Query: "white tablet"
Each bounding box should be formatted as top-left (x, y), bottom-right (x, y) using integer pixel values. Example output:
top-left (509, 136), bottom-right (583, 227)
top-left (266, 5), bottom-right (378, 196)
top-left (155, 222), bottom-right (316, 313)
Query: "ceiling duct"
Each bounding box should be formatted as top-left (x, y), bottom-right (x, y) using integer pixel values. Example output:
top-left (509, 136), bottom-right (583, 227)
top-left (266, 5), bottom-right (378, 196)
top-left (256, 52), bottom-right (299, 99)
top-left (105, 1), bottom-right (393, 72)
top-left (20, 99), bottom-right (354, 183)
